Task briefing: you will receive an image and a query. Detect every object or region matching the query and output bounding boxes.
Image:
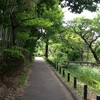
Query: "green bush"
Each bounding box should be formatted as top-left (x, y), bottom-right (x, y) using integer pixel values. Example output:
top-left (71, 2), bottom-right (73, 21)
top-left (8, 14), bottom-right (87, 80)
top-left (0, 49), bottom-right (25, 76)
top-left (67, 50), bottom-right (81, 61)
top-left (14, 47), bottom-right (31, 61)
top-left (95, 46), bottom-right (100, 57)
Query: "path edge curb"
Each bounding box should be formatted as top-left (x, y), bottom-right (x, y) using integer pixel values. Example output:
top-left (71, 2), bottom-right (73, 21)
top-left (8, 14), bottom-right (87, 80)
top-left (47, 64), bottom-right (78, 100)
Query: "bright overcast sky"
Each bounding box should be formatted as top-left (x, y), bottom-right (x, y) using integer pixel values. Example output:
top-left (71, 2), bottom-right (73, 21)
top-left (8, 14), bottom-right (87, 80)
top-left (62, 7), bottom-right (97, 21)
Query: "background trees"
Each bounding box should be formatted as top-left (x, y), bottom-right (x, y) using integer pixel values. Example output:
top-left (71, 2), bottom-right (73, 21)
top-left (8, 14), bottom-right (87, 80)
top-left (60, 0), bottom-right (100, 13)
top-left (65, 16), bottom-right (100, 63)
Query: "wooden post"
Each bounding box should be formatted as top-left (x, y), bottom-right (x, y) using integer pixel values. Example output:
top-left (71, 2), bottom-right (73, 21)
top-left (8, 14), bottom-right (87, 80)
top-left (53, 62), bottom-right (55, 68)
top-left (55, 61), bottom-right (56, 68)
top-left (59, 67), bottom-right (61, 74)
top-left (74, 77), bottom-right (77, 88)
top-left (62, 69), bottom-right (65, 77)
top-left (51, 61), bottom-right (52, 65)
top-left (68, 73), bottom-right (70, 82)
top-left (49, 60), bottom-right (51, 64)
top-left (57, 62), bottom-right (58, 70)
top-left (57, 64), bottom-right (58, 71)
top-left (96, 96), bottom-right (100, 100)
top-left (56, 62), bottom-right (58, 71)
top-left (84, 85), bottom-right (88, 100)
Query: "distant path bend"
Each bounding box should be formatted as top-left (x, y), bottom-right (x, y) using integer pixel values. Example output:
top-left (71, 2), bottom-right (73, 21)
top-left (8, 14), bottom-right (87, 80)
top-left (17, 57), bottom-right (76, 100)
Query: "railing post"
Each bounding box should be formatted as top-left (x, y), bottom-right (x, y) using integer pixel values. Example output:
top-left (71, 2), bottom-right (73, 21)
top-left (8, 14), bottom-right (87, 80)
top-left (55, 61), bottom-right (57, 69)
top-left (53, 62), bottom-right (55, 69)
top-left (50, 60), bottom-right (51, 65)
top-left (59, 67), bottom-right (61, 74)
top-left (56, 62), bottom-right (58, 71)
top-left (67, 73), bottom-right (70, 82)
top-left (84, 85), bottom-right (88, 100)
top-left (51, 61), bottom-right (53, 67)
top-left (57, 63), bottom-right (58, 71)
top-left (96, 96), bottom-right (100, 100)
top-left (62, 69), bottom-right (65, 77)
top-left (74, 77), bottom-right (77, 88)
top-left (57, 64), bottom-right (58, 71)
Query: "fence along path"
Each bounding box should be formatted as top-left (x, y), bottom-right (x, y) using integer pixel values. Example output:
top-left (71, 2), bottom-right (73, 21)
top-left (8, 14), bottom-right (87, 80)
top-left (47, 59), bottom-right (100, 100)
top-left (64, 61), bottom-right (100, 67)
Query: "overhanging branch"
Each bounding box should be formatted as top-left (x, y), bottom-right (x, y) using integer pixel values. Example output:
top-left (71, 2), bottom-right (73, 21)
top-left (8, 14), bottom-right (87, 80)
top-left (90, 35), bottom-right (100, 45)
top-left (15, 17), bottom-right (35, 28)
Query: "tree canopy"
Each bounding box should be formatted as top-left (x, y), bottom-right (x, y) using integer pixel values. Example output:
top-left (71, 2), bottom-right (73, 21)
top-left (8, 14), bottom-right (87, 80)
top-left (60, 0), bottom-right (100, 13)
top-left (0, 0), bottom-right (100, 61)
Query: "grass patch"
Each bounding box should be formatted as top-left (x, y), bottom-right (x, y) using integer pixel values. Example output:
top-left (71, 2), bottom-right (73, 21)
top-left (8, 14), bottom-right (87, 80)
top-left (48, 62), bottom-right (100, 100)
top-left (18, 71), bottom-right (28, 87)
top-left (65, 65), bottom-right (100, 93)
top-left (18, 62), bottom-right (31, 87)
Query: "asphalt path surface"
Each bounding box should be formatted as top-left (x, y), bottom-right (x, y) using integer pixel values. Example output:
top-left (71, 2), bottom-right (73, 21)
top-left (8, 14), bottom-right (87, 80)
top-left (17, 57), bottom-right (76, 100)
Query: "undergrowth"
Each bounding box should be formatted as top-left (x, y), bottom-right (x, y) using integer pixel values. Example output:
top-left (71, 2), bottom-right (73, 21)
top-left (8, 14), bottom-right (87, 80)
top-left (65, 65), bottom-right (100, 93)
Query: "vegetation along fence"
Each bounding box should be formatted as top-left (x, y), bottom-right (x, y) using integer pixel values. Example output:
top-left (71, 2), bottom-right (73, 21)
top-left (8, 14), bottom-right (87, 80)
top-left (47, 59), bottom-right (100, 100)
top-left (64, 61), bottom-right (100, 67)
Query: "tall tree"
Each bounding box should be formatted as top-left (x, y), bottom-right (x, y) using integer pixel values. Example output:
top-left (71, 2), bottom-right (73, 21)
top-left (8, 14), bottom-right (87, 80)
top-left (43, 5), bottom-right (64, 58)
top-left (66, 16), bottom-right (100, 63)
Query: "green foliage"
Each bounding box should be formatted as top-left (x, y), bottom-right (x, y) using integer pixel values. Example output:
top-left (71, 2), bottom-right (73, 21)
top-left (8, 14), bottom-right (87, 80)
top-left (60, 0), bottom-right (99, 13)
top-left (18, 61), bottom-right (31, 87)
top-left (3, 49), bottom-right (25, 63)
top-left (0, 49), bottom-right (25, 76)
top-left (25, 37), bottom-right (37, 52)
top-left (13, 47), bottom-right (31, 61)
top-left (95, 45), bottom-right (100, 57)
top-left (67, 50), bottom-right (82, 61)
top-left (95, 41), bottom-right (100, 58)
top-left (48, 31), bottom-right (83, 62)
top-left (17, 32), bottom-right (29, 41)
top-left (66, 17), bottom-right (100, 62)
top-left (24, 18), bottom-right (53, 28)
top-left (65, 65), bottom-right (100, 93)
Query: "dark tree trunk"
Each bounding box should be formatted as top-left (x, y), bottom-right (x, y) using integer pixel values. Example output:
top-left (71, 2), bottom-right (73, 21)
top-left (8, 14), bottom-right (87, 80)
top-left (12, 27), bottom-right (16, 46)
top-left (89, 45), bottom-right (100, 63)
top-left (45, 38), bottom-right (49, 59)
top-left (10, 14), bottom-right (16, 46)
top-left (81, 35), bottom-right (100, 63)
top-left (81, 50), bottom-right (83, 61)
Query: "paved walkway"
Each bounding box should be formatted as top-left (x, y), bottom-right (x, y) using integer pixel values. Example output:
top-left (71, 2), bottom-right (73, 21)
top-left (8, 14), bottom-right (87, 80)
top-left (17, 57), bottom-right (76, 100)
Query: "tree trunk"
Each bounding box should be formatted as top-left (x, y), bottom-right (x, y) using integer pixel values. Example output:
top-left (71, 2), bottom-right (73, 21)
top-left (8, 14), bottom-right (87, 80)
top-left (87, 46), bottom-right (89, 61)
top-left (81, 36), bottom-right (100, 63)
top-left (45, 38), bottom-right (49, 59)
top-left (89, 45), bottom-right (100, 63)
top-left (12, 27), bottom-right (16, 46)
top-left (80, 48), bottom-right (83, 61)
top-left (10, 14), bottom-right (16, 46)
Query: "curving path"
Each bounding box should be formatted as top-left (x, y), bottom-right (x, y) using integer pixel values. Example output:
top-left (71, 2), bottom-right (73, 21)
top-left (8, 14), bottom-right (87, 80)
top-left (16, 57), bottom-right (76, 100)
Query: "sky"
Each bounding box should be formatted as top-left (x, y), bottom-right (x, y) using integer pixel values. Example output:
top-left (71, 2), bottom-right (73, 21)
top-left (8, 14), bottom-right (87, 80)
top-left (62, 7), bottom-right (97, 21)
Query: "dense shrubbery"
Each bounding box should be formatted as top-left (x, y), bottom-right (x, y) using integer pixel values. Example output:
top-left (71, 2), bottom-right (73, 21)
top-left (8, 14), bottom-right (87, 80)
top-left (13, 47), bottom-right (31, 61)
top-left (95, 46), bottom-right (100, 58)
top-left (0, 49), bottom-right (25, 76)
top-left (0, 47), bottom-right (31, 77)
top-left (67, 50), bottom-right (82, 61)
